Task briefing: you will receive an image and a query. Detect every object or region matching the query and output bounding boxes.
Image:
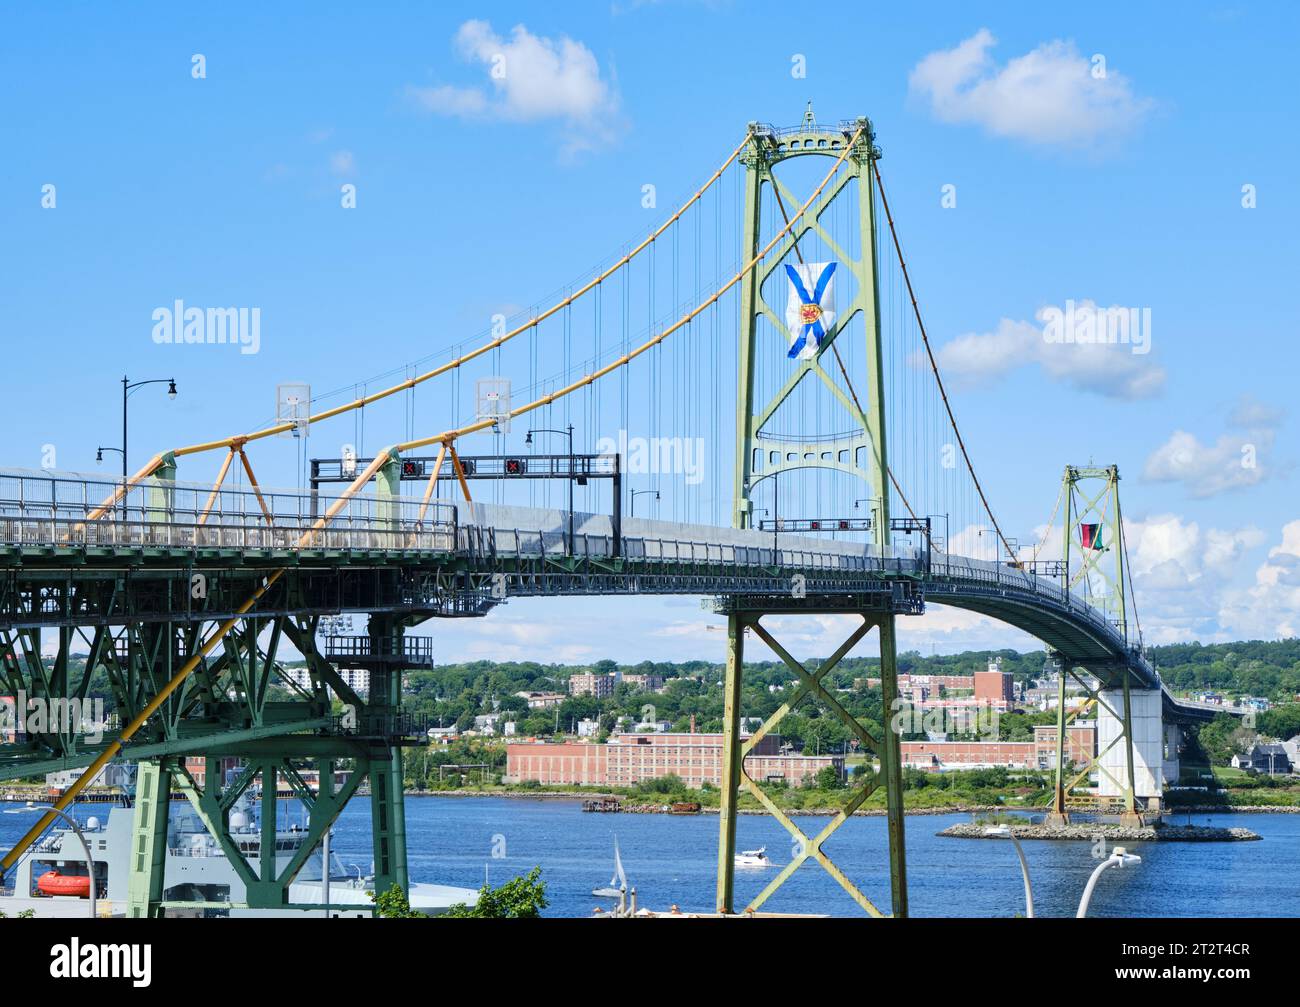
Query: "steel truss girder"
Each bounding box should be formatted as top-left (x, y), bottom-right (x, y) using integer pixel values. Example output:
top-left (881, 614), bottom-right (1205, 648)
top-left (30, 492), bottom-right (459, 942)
top-left (706, 585), bottom-right (924, 615)
top-left (120, 615), bottom-right (417, 915)
top-left (0, 612), bottom-right (333, 781)
top-left (0, 565), bottom-right (450, 631)
top-left (126, 751), bottom-right (370, 916)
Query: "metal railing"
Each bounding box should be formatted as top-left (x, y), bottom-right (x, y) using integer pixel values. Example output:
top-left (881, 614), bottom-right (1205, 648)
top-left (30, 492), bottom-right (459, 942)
top-left (0, 469), bottom-right (457, 553)
top-left (329, 712), bottom-right (431, 738)
top-left (463, 524), bottom-right (1139, 664)
top-left (0, 469), bottom-right (1146, 675)
top-left (321, 635), bottom-right (435, 664)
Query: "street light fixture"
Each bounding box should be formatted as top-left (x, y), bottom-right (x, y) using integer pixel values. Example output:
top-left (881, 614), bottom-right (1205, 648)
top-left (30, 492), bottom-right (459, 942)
top-left (983, 824), bottom-right (1034, 918)
top-left (630, 489), bottom-right (659, 517)
top-left (1076, 846), bottom-right (1141, 918)
top-left (525, 425), bottom-right (575, 555)
top-left (120, 375), bottom-right (178, 482)
top-left (3, 801), bottom-right (98, 919)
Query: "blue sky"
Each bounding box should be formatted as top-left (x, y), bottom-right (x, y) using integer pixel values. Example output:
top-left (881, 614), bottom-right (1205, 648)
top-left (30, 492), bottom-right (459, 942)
top-left (2, 2), bottom-right (1297, 664)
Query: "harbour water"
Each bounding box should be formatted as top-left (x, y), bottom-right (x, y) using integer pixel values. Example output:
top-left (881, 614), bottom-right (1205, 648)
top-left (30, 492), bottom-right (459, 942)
top-left (5, 798), bottom-right (1297, 917)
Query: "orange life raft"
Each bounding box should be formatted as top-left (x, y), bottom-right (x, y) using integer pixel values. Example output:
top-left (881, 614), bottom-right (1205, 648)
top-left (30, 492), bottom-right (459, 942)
top-left (36, 871), bottom-right (91, 897)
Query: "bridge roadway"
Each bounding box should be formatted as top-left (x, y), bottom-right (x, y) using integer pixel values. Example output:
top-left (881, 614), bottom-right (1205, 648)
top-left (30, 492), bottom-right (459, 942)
top-left (0, 468), bottom-right (1212, 723)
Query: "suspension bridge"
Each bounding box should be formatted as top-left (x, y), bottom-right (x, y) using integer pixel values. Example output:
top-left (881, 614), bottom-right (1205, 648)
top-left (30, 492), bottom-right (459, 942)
top-left (0, 108), bottom-right (1212, 918)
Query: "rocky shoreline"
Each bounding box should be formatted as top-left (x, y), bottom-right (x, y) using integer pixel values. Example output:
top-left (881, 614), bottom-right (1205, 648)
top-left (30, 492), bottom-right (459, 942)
top-left (939, 822), bottom-right (1262, 842)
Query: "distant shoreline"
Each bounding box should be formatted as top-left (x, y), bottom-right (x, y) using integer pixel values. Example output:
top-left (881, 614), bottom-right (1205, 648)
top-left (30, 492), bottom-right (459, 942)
top-left (402, 790), bottom-right (1300, 816)
top-left (6, 786), bottom-right (1294, 817)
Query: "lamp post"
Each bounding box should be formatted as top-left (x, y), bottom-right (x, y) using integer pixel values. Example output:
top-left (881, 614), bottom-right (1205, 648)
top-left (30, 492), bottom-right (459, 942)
top-left (95, 446), bottom-right (126, 520)
top-left (120, 376), bottom-right (178, 481)
top-left (322, 825), bottom-right (331, 919)
top-left (525, 425), bottom-right (574, 555)
top-left (771, 470), bottom-right (781, 556)
top-left (95, 446), bottom-right (124, 469)
top-left (983, 824), bottom-right (1034, 918)
top-left (1076, 846), bottom-right (1141, 918)
top-left (630, 489), bottom-right (659, 517)
top-left (4, 802), bottom-right (97, 919)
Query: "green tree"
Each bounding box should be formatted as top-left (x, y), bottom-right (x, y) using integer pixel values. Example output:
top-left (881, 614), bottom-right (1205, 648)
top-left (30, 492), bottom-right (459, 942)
top-left (1258, 705), bottom-right (1300, 741)
top-left (371, 883), bottom-right (425, 918)
top-left (443, 867), bottom-right (548, 919)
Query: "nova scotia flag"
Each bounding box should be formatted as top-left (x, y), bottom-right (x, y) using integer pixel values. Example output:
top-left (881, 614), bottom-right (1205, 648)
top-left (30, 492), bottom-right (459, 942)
top-left (784, 261), bottom-right (837, 359)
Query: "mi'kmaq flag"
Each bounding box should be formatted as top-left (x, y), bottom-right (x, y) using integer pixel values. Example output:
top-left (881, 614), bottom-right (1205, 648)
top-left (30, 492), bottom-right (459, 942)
top-left (1080, 522), bottom-right (1105, 551)
top-left (784, 261), bottom-right (837, 359)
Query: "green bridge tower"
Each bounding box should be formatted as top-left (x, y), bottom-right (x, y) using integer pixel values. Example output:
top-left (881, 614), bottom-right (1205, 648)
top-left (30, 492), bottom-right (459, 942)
top-left (718, 109), bottom-right (908, 917)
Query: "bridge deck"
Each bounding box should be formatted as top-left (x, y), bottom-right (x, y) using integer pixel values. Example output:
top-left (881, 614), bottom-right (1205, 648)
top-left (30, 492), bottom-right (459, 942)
top-left (0, 469), bottom-right (1164, 693)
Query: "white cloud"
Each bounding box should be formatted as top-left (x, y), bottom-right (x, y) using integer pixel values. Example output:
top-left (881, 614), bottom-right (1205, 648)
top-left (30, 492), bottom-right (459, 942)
top-left (1142, 397), bottom-right (1281, 498)
top-left (1143, 431), bottom-right (1270, 498)
top-left (933, 302), bottom-right (1166, 399)
top-left (909, 28), bottom-right (1154, 148)
top-left (410, 84), bottom-right (489, 118)
top-left (1017, 514), bottom-right (1265, 645)
top-left (899, 605), bottom-right (1040, 653)
top-left (1122, 514), bottom-right (1264, 643)
top-left (1229, 394), bottom-right (1285, 429)
top-left (948, 522), bottom-right (999, 562)
top-left (1219, 521), bottom-right (1300, 639)
top-left (328, 150), bottom-right (356, 176)
top-left (406, 21), bottom-right (621, 157)
top-left (756, 609), bottom-right (1038, 659)
top-left (1128, 514), bottom-right (1262, 584)
top-left (429, 610), bottom-right (600, 664)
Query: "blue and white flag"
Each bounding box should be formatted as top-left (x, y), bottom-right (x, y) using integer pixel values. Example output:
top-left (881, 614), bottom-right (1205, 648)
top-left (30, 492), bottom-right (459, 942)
top-left (784, 261), bottom-right (837, 359)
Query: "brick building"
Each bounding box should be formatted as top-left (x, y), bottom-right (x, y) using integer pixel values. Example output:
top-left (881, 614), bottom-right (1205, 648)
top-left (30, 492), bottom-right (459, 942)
top-left (860, 674), bottom-right (975, 693)
top-left (901, 739), bottom-right (1034, 771)
top-left (1033, 722), bottom-right (1097, 769)
top-left (515, 691), bottom-right (567, 709)
top-left (622, 673), bottom-right (665, 693)
top-left (504, 741), bottom-right (610, 786)
top-left (506, 732), bottom-right (842, 788)
top-left (900, 723), bottom-right (1095, 772)
top-left (974, 668), bottom-right (1015, 707)
top-left (568, 672), bottom-right (618, 698)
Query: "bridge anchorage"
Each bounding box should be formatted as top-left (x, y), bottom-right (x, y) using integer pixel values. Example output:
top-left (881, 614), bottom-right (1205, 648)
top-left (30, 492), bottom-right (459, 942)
top-left (0, 108), bottom-right (1204, 917)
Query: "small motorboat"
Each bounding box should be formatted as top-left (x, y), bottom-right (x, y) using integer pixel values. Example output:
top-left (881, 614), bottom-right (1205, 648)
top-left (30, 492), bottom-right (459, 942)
top-left (733, 847), bottom-right (771, 868)
top-left (592, 836), bottom-right (629, 898)
top-left (36, 871), bottom-right (91, 897)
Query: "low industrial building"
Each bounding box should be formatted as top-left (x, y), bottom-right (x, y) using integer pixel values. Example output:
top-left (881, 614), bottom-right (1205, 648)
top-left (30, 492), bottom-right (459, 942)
top-left (899, 723), bottom-right (1096, 772)
top-left (505, 732), bottom-right (841, 788)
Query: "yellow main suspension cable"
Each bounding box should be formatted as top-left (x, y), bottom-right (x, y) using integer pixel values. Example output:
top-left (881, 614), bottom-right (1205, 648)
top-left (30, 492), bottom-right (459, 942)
top-left (398, 126), bottom-right (868, 453)
top-left (170, 135), bottom-right (750, 461)
top-left (87, 134), bottom-right (748, 513)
